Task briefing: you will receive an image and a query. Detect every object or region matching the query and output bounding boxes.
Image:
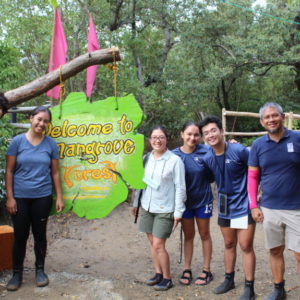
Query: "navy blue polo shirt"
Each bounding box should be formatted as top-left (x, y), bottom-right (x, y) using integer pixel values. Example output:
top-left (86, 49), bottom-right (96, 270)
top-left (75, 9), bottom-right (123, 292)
top-left (173, 144), bottom-right (213, 210)
top-left (248, 129), bottom-right (300, 210)
top-left (202, 143), bottom-right (250, 219)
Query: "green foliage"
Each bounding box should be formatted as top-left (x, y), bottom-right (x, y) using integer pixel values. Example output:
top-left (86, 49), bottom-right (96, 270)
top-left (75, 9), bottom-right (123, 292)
top-left (1, 0), bottom-right (300, 138)
top-left (0, 117), bottom-right (15, 203)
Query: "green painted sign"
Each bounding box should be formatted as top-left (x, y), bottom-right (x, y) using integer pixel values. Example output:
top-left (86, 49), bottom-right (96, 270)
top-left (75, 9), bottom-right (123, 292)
top-left (48, 92), bottom-right (145, 219)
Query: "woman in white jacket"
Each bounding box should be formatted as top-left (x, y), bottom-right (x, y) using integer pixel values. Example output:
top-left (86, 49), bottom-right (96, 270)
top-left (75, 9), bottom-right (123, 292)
top-left (132, 126), bottom-right (186, 291)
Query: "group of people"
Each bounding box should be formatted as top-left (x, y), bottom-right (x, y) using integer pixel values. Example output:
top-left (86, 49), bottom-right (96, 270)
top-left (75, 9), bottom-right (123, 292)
top-left (3, 102), bottom-right (300, 300)
top-left (132, 102), bottom-right (300, 300)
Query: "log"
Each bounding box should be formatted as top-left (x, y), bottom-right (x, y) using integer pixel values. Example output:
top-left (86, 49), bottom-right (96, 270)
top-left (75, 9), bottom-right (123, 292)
top-left (1, 47), bottom-right (121, 115)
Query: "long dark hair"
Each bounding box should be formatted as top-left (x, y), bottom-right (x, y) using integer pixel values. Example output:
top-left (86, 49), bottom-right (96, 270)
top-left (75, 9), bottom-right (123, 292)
top-left (30, 106), bottom-right (52, 122)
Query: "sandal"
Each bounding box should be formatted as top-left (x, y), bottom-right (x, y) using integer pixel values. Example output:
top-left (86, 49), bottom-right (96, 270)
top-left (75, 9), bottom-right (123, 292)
top-left (179, 269), bottom-right (192, 285)
top-left (195, 270), bottom-right (213, 286)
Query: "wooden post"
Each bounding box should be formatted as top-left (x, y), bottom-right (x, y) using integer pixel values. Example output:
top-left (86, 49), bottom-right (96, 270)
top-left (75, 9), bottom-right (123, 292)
top-left (222, 108), bottom-right (226, 139)
top-left (0, 225), bottom-right (14, 271)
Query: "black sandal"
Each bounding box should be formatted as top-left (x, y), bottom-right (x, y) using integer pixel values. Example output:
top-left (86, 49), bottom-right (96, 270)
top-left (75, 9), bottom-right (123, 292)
top-left (179, 269), bottom-right (192, 285)
top-left (195, 270), bottom-right (213, 286)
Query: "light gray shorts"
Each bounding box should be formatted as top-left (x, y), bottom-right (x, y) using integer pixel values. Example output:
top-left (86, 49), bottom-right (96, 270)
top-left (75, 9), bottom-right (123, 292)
top-left (139, 208), bottom-right (174, 239)
top-left (261, 207), bottom-right (300, 252)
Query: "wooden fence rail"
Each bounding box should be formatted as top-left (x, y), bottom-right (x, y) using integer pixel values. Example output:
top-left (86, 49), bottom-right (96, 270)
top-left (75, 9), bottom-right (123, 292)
top-left (222, 108), bottom-right (300, 137)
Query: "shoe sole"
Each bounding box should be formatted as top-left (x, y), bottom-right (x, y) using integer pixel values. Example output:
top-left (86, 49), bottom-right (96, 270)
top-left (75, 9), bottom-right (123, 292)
top-left (36, 280), bottom-right (49, 287)
top-left (213, 284), bottom-right (235, 294)
top-left (153, 283), bottom-right (173, 291)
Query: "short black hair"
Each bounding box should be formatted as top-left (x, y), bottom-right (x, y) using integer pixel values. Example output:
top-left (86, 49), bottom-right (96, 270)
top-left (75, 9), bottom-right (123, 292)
top-left (149, 125), bottom-right (169, 140)
top-left (30, 106), bottom-right (52, 122)
top-left (199, 115), bottom-right (222, 135)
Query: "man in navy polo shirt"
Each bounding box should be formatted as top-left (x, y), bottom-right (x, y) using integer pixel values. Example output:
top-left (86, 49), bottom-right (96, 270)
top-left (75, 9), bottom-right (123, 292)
top-left (248, 102), bottom-right (300, 300)
top-left (199, 116), bottom-right (256, 300)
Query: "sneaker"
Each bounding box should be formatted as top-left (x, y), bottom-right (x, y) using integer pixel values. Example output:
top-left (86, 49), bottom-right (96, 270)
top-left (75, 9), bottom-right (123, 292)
top-left (145, 273), bottom-right (163, 286)
top-left (36, 269), bottom-right (49, 287)
top-left (154, 278), bottom-right (173, 291)
top-left (6, 271), bottom-right (23, 291)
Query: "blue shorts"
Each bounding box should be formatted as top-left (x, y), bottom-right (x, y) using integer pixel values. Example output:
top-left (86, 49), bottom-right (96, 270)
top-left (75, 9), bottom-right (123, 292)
top-left (182, 204), bottom-right (213, 219)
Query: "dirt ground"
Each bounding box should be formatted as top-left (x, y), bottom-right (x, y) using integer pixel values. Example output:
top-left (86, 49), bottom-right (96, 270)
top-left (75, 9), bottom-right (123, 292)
top-left (0, 200), bottom-right (300, 300)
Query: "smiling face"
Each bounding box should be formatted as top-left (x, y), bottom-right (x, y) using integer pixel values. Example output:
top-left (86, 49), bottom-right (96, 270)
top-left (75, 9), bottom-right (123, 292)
top-left (149, 129), bottom-right (168, 154)
top-left (181, 124), bottom-right (200, 149)
top-left (201, 122), bottom-right (224, 148)
top-left (260, 106), bottom-right (285, 134)
top-left (30, 111), bottom-right (51, 134)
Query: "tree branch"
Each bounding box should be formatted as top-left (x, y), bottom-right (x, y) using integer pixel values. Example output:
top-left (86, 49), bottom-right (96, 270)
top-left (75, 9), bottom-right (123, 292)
top-left (1, 48), bottom-right (121, 114)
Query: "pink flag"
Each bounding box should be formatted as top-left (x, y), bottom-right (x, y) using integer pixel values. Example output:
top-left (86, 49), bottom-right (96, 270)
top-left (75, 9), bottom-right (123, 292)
top-left (86, 15), bottom-right (100, 98)
top-left (46, 8), bottom-right (68, 99)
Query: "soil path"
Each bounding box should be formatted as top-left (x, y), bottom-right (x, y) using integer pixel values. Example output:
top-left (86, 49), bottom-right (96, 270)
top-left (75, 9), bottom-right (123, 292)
top-left (0, 201), bottom-right (299, 300)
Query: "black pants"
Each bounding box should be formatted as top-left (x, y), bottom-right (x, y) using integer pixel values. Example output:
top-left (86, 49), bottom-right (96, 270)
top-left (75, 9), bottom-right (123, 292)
top-left (11, 195), bottom-right (53, 270)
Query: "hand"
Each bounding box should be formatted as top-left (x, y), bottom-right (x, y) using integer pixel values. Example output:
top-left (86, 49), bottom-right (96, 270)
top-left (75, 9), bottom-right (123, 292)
top-left (132, 207), bottom-right (137, 217)
top-left (6, 198), bottom-right (17, 215)
top-left (251, 207), bottom-right (264, 223)
top-left (56, 199), bottom-right (65, 213)
top-left (229, 139), bottom-right (238, 144)
top-left (174, 217), bottom-right (182, 227)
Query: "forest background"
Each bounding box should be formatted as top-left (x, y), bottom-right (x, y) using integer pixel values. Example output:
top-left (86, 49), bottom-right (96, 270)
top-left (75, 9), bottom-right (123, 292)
top-left (1, 0), bottom-right (300, 205)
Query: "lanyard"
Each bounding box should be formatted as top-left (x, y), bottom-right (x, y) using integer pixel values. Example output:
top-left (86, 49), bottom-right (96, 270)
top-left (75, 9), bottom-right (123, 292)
top-left (213, 143), bottom-right (227, 190)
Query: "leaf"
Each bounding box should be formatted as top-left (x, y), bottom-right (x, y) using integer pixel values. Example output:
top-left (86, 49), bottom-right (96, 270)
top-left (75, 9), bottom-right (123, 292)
top-left (49, 0), bottom-right (58, 9)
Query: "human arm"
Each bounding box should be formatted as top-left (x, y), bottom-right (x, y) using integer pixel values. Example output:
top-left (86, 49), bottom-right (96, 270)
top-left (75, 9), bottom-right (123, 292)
top-left (173, 158), bottom-right (186, 219)
top-left (51, 159), bottom-right (64, 212)
top-left (5, 155), bottom-right (17, 214)
top-left (248, 166), bottom-right (263, 222)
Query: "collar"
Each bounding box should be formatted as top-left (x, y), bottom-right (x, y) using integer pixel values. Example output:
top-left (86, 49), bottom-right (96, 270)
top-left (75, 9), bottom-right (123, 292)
top-left (151, 149), bottom-right (171, 160)
top-left (265, 128), bottom-right (290, 143)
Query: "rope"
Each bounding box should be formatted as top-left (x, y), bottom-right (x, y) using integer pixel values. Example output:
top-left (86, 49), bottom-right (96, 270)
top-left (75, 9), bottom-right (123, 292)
top-left (105, 48), bottom-right (119, 110)
top-left (178, 224), bottom-right (183, 264)
top-left (59, 65), bottom-right (66, 119)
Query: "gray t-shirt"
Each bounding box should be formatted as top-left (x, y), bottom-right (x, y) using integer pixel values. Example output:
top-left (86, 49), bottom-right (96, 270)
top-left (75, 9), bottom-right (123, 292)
top-left (7, 133), bottom-right (59, 198)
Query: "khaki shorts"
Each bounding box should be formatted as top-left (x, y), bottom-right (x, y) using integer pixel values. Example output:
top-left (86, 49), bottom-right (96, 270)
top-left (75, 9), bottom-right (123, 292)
top-left (139, 208), bottom-right (174, 239)
top-left (261, 207), bottom-right (300, 252)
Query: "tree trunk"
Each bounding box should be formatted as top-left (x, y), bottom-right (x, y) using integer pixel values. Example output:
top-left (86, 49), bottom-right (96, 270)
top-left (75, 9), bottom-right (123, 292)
top-left (0, 47), bottom-right (121, 117)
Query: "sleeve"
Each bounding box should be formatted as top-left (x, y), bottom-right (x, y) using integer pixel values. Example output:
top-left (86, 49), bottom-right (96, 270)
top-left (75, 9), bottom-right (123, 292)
top-left (239, 145), bottom-right (249, 165)
top-left (133, 189), bottom-right (142, 207)
top-left (248, 142), bottom-right (259, 167)
top-left (247, 168), bottom-right (260, 209)
top-left (173, 157), bottom-right (186, 218)
top-left (6, 136), bottom-right (19, 156)
top-left (201, 157), bottom-right (215, 183)
top-left (49, 138), bottom-right (60, 159)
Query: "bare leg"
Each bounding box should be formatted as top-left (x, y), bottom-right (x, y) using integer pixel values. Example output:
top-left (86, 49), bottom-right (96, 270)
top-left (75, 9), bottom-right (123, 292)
top-left (195, 218), bottom-right (212, 284)
top-left (179, 218), bottom-right (195, 284)
top-left (237, 223), bottom-right (256, 281)
top-left (269, 245), bottom-right (285, 283)
top-left (152, 236), bottom-right (171, 279)
top-left (146, 233), bottom-right (162, 274)
top-left (294, 251), bottom-right (300, 281)
top-left (220, 227), bottom-right (238, 273)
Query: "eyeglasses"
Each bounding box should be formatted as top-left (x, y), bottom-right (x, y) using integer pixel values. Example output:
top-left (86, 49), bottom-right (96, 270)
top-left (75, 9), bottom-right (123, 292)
top-left (202, 128), bottom-right (219, 137)
top-left (150, 136), bottom-right (166, 141)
